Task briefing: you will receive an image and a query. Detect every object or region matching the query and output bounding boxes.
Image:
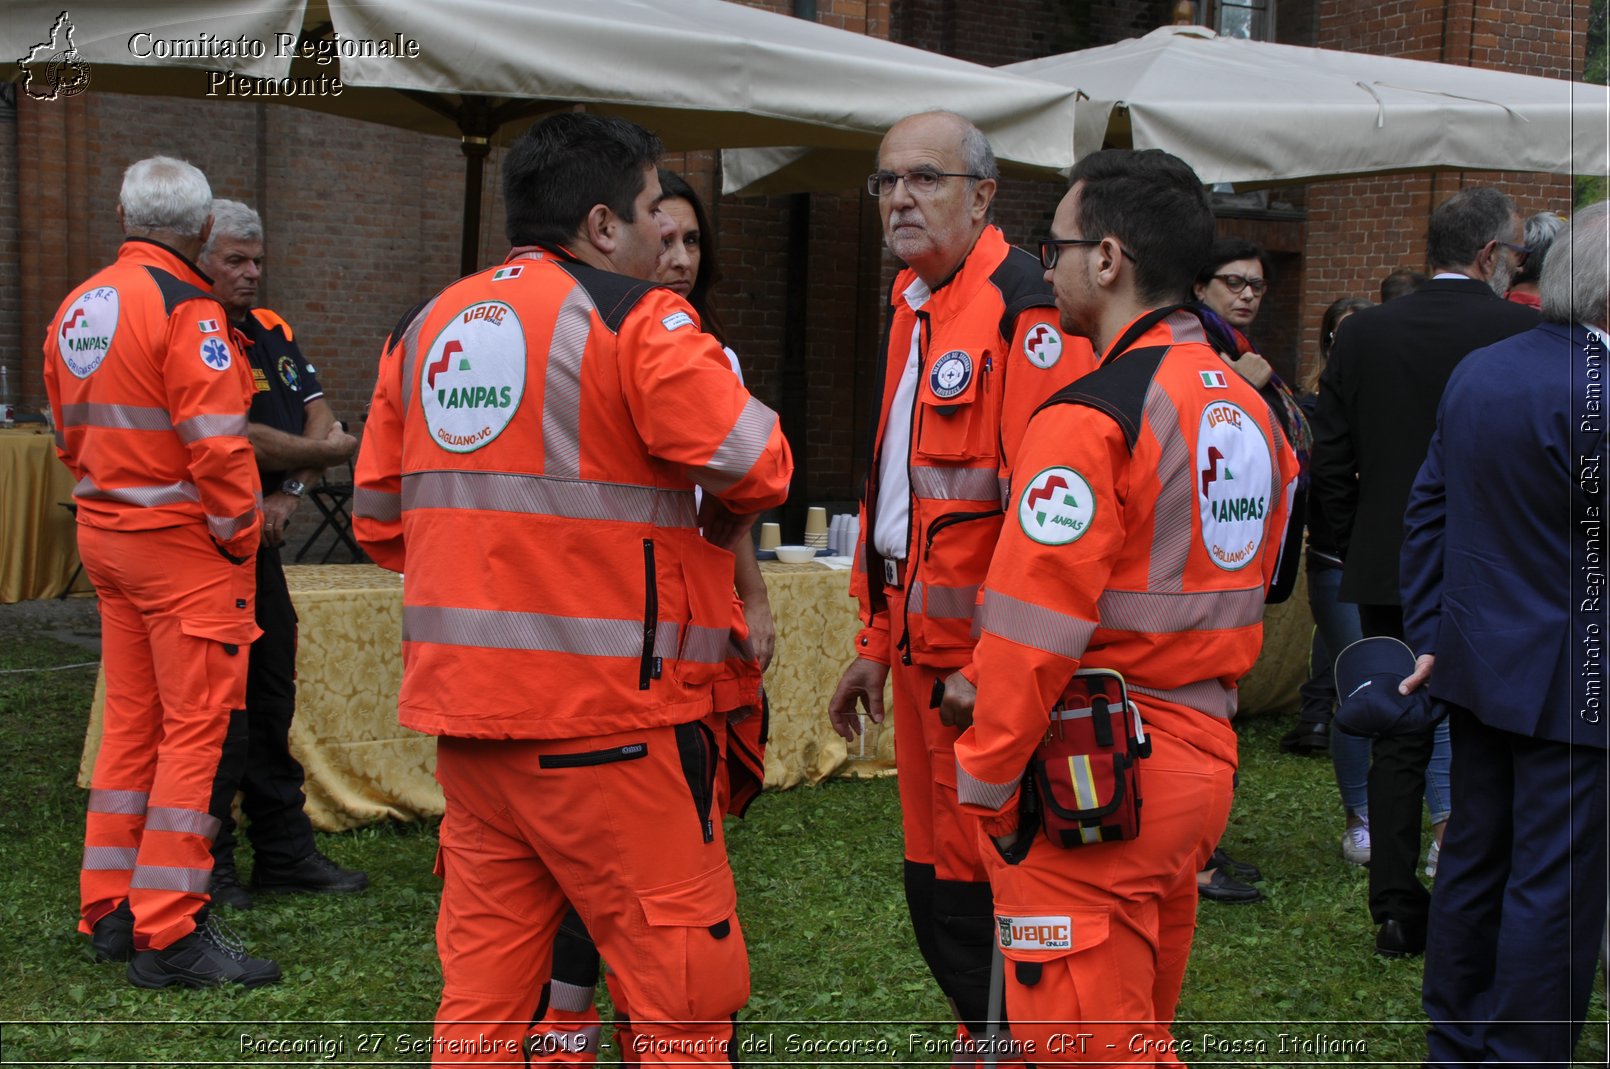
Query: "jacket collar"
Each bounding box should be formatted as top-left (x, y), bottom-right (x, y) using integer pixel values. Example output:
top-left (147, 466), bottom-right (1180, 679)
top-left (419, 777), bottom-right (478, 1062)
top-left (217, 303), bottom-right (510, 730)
top-left (118, 237), bottom-right (213, 288)
top-left (896, 225), bottom-right (1008, 314)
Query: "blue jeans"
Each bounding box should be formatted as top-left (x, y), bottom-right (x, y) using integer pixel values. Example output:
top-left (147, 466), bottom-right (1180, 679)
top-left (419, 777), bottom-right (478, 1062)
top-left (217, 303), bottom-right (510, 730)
top-left (1306, 562), bottom-right (1450, 822)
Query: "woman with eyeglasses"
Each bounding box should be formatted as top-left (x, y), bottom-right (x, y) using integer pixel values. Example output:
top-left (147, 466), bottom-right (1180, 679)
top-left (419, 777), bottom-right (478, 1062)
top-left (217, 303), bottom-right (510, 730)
top-left (529, 168), bottom-right (773, 1065)
top-left (1186, 237), bottom-right (1311, 904)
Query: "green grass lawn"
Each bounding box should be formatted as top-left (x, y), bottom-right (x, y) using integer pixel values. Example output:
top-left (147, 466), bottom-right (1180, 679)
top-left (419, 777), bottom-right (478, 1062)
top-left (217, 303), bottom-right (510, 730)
top-left (0, 629), bottom-right (1604, 1066)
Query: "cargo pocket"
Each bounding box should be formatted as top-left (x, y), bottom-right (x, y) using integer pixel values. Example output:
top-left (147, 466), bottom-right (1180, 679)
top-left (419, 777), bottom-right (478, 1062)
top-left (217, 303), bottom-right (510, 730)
top-left (671, 537), bottom-right (733, 690)
top-left (914, 391), bottom-right (993, 462)
top-left (637, 863), bottom-right (750, 1020)
top-left (179, 614), bottom-right (262, 711)
top-left (909, 509), bottom-right (1000, 656)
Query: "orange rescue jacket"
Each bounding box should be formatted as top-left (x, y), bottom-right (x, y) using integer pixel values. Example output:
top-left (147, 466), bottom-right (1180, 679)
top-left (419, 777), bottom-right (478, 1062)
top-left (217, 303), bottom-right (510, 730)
top-left (354, 247), bottom-right (793, 739)
top-left (851, 226), bottom-right (1097, 668)
top-left (955, 307), bottom-right (1300, 831)
top-left (42, 239), bottom-right (261, 559)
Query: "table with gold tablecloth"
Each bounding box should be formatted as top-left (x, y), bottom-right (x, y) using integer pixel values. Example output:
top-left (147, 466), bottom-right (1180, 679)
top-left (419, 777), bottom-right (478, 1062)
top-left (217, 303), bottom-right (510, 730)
top-left (0, 426), bottom-right (90, 603)
top-left (81, 561), bottom-right (891, 830)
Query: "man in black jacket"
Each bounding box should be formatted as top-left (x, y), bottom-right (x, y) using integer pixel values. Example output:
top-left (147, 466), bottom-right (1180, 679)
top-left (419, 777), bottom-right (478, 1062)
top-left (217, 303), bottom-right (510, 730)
top-left (1310, 187), bottom-right (1538, 958)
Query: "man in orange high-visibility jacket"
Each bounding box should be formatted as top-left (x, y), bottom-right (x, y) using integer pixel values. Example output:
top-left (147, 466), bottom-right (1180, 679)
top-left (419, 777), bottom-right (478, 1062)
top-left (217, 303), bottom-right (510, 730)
top-left (354, 113), bottom-right (792, 1065)
top-left (44, 157), bottom-right (277, 988)
top-left (949, 150), bottom-right (1299, 1065)
top-left (826, 110), bottom-right (1096, 1056)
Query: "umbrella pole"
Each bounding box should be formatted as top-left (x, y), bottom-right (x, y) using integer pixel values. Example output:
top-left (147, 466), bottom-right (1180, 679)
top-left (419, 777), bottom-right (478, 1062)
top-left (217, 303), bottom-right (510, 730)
top-left (459, 135), bottom-right (491, 276)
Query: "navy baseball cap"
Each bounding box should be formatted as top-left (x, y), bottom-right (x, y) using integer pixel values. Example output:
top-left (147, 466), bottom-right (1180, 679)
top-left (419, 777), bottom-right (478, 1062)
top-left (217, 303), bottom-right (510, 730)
top-left (1333, 637), bottom-right (1444, 737)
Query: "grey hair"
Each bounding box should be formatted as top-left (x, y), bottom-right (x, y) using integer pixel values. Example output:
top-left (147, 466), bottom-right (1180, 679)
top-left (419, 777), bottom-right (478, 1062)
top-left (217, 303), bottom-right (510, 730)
top-left (1512, 209), bottom-right (1569, 287)
top-left (119, 156), bottom-right (212, 237)
top-left (1426, 187), bottom-right (1517, 271)
top-left (1540, 200), bottom-right (1609, 327)
top-left (202, 199), bottom-right (263, 260)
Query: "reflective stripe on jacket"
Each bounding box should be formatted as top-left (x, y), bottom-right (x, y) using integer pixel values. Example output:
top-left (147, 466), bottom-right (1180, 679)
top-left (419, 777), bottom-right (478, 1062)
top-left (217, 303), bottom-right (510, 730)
top-left (42, 239), bottom-right (261, 557)
top-left (850, 226), bottom-right (1097, 668)
top-left (956, 307), bottom-right (1300, 826)
top-left (353, 246), bottom-right (792, 739)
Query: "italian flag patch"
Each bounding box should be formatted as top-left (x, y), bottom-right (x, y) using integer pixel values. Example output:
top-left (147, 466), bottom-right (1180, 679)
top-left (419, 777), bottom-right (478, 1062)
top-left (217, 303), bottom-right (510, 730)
top-left (492, 265), bottom-right (524, 282)
top-left (1200, 369), bottom-right (1228, 388)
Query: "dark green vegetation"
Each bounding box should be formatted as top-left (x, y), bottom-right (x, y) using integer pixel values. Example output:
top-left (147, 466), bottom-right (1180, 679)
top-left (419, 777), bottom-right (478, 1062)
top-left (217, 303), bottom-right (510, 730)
top-left (1, 629), bottom-right (1603, 1065)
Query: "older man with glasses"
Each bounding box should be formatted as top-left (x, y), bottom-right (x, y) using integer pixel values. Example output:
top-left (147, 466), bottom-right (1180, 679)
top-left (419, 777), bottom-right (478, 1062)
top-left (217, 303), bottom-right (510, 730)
top-left (829, 109), bottom-right (1095, 1061)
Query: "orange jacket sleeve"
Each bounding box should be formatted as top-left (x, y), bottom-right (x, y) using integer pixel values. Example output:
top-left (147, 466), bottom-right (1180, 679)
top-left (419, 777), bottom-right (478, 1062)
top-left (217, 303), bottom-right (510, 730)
top-left (163, 301), bottom-right (261, 559)
top-left (353, 331), bottom-right (407, 572)
top-left (617, 290), bottom-right (793, 515)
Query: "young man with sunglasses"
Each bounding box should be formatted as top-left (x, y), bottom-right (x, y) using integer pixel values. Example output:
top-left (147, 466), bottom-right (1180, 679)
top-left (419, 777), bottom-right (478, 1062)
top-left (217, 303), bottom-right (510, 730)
top-left (828, 109), bottom-right (1095, 1061)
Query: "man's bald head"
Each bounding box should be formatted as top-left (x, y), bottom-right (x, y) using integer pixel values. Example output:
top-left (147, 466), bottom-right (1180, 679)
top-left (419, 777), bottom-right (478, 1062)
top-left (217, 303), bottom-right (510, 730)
top-left (874, 111), bottom-right (999, 286)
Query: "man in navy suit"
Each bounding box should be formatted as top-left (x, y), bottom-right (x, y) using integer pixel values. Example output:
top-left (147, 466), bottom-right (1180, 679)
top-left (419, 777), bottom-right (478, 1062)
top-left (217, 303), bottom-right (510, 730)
top-left (1401, 202), bottom-right (1609, 1067)
top-left (1311, 188), bottom-right (1538, 956)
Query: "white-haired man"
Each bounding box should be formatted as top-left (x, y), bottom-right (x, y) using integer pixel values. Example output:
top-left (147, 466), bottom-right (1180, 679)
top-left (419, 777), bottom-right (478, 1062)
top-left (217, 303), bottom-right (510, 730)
top-left (44, 157), bottom-right (279, 987)
top-left (197, 200), bottom-right (364, 910)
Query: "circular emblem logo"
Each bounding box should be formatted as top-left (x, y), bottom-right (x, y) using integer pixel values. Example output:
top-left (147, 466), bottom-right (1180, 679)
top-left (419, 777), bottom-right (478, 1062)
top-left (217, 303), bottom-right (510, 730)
top-left (1023, 323), bottom-right (1064, 369)
top-left (58, 286), bottom-right (118, 378)
top-left (277, 354), bottom-right (302, 392)
top-left (1196, 401), bottom-right (1274, 571)
top-left (1017, 466), bottom-right (1096, 546)
top-left (420, 301), bottom-right (526, 454)
top-left (929, 350), bottom-right (973, 400)
top-left (199, 337), bottom-right (232, 371)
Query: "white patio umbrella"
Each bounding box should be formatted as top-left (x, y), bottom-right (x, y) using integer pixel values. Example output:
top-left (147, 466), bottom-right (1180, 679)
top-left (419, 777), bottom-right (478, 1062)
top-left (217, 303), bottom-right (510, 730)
top-left (6, 0), bottom-right (1080, 266)
top-left (724, 24), bottom-right (1609, 194)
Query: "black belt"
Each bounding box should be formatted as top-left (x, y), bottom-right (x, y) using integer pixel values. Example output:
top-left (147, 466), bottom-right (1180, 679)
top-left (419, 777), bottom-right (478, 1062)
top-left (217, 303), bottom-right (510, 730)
top-left (882, 557), bottom-right (908, 589)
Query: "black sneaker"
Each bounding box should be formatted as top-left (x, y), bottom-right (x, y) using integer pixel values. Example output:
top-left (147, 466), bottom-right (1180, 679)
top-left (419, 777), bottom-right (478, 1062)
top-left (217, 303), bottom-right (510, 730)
top-left (209, 865), bottom-right (255, 910)
top-left (90, 902), bottom-right (134, 963)
top-left (251, 851), bottom-right (368, 895)
top-left (1211, 847), bottom-right (1263, 882)
top-left (127, 915), bottom-right (281, 989)
top-left (1279, 721), bottom-right (1330, 754)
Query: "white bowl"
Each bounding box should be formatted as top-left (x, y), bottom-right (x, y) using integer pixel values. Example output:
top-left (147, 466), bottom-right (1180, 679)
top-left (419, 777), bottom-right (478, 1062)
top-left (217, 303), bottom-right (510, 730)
top-left (772, 545), bottom-right (816, 564)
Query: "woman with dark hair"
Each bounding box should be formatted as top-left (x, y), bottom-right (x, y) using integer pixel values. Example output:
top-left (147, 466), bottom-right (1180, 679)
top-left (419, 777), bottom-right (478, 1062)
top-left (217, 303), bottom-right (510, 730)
top-left (528, 168), bottom-right (773, 1065)
top-left (1188, 237), bottom-right (1309, 904)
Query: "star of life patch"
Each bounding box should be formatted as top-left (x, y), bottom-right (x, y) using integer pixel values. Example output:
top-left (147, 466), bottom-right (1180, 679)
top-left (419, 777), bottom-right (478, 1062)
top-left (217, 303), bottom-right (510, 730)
top-left (662, 311), bottom-right (695, 332)
top-left (1023, 323), bottom-right (1064, 369)
top-left (996, 914), bottom-right (1074, 950)
top-left (199, 336), bottom-right (232, 371)
top-left (1018, 465), bottom-right (1096, 546)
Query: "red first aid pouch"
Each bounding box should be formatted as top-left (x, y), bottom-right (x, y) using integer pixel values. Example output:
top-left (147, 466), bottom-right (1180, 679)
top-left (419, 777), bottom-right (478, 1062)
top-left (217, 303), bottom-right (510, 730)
top-left (1031, 668), bottom-right (1149, 848)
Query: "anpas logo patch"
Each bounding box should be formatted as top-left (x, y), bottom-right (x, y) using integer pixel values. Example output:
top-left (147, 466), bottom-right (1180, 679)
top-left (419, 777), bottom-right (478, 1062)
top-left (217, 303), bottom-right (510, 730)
top-left (1023, 324), bottom-right (1064, 369)
top-left (58, 287), bottom-right (118, 378)
top-left (1196, 401), bottom-right (1273, 571)
top-left (1018, 466), bottom-right (1096, 546)
top-left (420, 301), bottom-right (526, 453)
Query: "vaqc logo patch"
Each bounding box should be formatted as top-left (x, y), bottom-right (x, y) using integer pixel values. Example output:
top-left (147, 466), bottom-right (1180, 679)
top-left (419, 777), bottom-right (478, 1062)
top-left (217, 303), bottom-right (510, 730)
top-left (58, 286), bottom-right (119, 378)
top-left (420, 301), bottom-right (526, 453)
top-left (1196, 401), bottom-right (1273, 571)
top-left (996, 914), bottom-right (1073, 950)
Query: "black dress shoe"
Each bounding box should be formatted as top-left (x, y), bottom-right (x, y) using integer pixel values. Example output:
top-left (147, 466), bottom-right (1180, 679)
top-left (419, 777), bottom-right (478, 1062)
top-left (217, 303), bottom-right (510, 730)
top-left (1211, 847), bottom-right (1263, 882)
top-left (251, 851), bottom-right (369, 895)
top-left (1198, 866), bottom-right (1264, 904)
top-left (1279, 721), bottom-right (1330, 755)
top-left (209, 865), bottom-right (255, 910)
top-left (1375, 918), bottom-right (1425, 958)
top-left (91, 901), bottom-right (134, 963)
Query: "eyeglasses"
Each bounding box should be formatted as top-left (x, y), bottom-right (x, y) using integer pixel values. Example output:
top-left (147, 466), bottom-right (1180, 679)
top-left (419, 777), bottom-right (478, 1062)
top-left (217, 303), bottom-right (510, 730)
top-left (1212, 273), bottom-right (1268, 296)
top-left (1038, 237), bottom-right (1140, 271)
top-left (1498, 241), bottom-right (1534, 265)
top-left (866, 170), bottom-right (985, 197)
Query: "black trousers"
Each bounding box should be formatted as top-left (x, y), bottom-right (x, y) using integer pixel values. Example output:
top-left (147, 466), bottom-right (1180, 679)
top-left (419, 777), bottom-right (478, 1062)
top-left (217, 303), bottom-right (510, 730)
top-left (208, 545), bottom-right (315, 871)
top-left (1357, 603), bottom-right (1434, 931)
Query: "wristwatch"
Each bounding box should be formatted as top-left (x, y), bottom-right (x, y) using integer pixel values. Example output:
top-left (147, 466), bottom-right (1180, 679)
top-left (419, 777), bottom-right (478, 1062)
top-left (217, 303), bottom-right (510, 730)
top-left (280, 479), bottom-right (307, 499)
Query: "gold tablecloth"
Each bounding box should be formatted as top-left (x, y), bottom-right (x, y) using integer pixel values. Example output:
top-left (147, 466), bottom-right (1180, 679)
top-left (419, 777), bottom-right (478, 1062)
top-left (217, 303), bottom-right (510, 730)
top-left (0, 426), bottom-right (89, 603)
top-left (81, 562), bottom-right (890, 830)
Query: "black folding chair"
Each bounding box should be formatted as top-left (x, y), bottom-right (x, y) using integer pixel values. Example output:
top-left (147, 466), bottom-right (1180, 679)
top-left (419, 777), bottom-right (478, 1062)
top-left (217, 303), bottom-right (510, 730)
top-left (295, 461), bottom-right (366, 564)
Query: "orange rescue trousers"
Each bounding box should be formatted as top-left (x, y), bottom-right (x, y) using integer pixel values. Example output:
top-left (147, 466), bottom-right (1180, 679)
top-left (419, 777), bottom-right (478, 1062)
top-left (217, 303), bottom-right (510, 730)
top-left (432, 724), bottom-right (749, 1066)
top-left (981, 725), bottom-right (1234, 1067)
top-left (78, 524), bottom-right (257, 950)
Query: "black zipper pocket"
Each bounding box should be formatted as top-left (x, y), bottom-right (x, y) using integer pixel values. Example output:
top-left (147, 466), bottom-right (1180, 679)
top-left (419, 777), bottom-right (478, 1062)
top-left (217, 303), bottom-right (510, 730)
top-left (674, 720), bottom-right (717, 843)
top-left (923, 508), bottom-right (1004, 559)
top-left (639, 538), bottom-right (659, 690)
top-left (539, 743), bottom-right (649, 769)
